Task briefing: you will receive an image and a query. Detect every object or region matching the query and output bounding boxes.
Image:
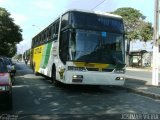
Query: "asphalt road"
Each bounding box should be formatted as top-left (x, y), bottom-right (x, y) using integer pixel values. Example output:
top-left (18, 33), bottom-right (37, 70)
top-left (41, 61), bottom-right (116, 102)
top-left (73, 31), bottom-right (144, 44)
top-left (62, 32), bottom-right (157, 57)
top-left (126, 70), bottom-right (152, 79)
top-left (0, 62), bottom-right (160, 120)
top-left (126, 70), bottom-right (160, 84)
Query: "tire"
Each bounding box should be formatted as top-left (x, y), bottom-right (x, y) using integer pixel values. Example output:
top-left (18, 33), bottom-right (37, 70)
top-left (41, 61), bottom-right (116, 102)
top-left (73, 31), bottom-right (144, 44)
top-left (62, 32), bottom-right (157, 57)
top-left (33, 66), bottom-right (39, 76)
top-left (34, 71), bottom-right (39, 76)
top-left (92, 85), bottom-right (101, 89)
top-left (52, 66), bottom-right (60, 86)
top-left (5, 94), bottom-right (12, 110)
top-left (8, 98), bottom-right (13, 110)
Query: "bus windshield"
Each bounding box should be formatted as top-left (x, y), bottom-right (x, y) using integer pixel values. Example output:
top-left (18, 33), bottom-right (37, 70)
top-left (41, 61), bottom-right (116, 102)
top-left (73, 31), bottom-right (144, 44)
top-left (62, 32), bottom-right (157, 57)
top-left (70, 11), bottom-right (124, 33)
top-left (70, 29), bottom-right (125, 64)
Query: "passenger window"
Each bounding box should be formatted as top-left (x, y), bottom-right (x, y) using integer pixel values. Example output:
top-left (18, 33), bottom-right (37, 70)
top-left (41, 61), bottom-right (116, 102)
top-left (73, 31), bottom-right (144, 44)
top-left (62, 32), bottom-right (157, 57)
top-left (59, 30), bottom-right (69, 64)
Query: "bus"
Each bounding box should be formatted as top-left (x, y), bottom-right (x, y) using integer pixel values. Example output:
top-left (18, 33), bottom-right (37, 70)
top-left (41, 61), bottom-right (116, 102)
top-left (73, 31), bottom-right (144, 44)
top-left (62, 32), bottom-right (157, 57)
top-left (30, 9), bottom-right (125, 86)
top-left (23, 49), bottom-right (31, 65)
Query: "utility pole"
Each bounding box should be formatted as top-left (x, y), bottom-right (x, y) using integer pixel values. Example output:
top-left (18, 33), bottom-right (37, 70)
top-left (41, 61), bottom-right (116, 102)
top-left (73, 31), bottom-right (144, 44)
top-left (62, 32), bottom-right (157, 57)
top-left (152, 0), bottom-right (159, 86)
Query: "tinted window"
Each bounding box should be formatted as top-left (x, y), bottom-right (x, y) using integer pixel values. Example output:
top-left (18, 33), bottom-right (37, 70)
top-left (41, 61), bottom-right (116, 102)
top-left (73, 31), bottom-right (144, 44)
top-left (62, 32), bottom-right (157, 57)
top-left (71, 11), bottom-right (124, 33)
top-left (55, 21), bottom-right (59, 34)
top-left (59, 30), bottom-right (69, 64)
top-left (0, 60), bottom-right (7, 72)
top-left (70, 29), bottom-right (125, 64)
top-left (61, 13), bottom-right (69, 28)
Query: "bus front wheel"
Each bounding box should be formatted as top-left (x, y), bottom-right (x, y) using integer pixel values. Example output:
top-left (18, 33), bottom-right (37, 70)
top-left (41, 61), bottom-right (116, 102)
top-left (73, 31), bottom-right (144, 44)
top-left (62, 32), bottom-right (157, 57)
top-left (52, 66), bottom-right (60, 86)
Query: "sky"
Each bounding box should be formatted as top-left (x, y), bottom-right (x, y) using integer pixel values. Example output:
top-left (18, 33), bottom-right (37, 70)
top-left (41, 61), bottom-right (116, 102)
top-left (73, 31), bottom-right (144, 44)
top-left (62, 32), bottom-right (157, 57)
top-left (0, 0), bottom-right (154, 53)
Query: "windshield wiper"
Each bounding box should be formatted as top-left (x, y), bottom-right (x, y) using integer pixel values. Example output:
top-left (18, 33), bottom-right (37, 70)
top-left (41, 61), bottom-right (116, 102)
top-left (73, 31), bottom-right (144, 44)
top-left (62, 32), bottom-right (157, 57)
top-left (115, 63), bottom-right (126, 69)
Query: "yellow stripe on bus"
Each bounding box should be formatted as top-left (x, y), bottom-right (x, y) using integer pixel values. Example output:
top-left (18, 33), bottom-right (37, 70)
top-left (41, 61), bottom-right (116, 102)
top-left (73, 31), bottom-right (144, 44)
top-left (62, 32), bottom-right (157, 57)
top-left (33, 45), bottom-right (45, 72)
top-left (73, 62), bottom-right (110, 71)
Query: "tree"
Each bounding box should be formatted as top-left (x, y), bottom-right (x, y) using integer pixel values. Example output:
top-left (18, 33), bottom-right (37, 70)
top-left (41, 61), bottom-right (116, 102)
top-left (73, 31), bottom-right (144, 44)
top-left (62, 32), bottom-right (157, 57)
top-left (138, 22), bottom-right (153, 42)
top-left (112, 7), bottom-right (153, 66)
top-left (13, 54), bottom-right (22, 61)
top-left (0, 7), bottom-right (23, 57)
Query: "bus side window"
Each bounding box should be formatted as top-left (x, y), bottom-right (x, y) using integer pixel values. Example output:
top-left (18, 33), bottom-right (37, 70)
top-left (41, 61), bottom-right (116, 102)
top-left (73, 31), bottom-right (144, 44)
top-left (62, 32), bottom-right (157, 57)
top-left (42, 32), bottom-right (45, 43)
top-left (45, 31), bottom-right (47, 42)
top-left (55, 20), bottom-right (59, 35)
top-left (51, 24), bottom-right (54, 39)
top-left (61, 13), bottom-right (69, 29)
top-left (48, 27), bottom-right (51, 40)
top-left (32, 38), bottom-right (35, 48)
top-left (51, 23), bottom-right (57, 40)
top-left (59, 30), bottom-right (69, 64)
top-left (40, 34), bottom-right (43, 44)
top-left (35, 38), bottom-right (37, 46)
top-left (45, 30), bottom-right (47, 42)
top-left (37, 35), bottom-right (40, 44)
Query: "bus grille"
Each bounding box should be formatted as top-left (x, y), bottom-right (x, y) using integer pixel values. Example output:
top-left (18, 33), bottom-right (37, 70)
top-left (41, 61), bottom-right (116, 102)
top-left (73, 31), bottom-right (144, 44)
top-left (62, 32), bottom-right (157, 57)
top-left (102, 69), bottom-right (114, 72)
top-left (86, 68), bottom-right (114, 72)
top-left (86, 68), bottom-right (99, 71)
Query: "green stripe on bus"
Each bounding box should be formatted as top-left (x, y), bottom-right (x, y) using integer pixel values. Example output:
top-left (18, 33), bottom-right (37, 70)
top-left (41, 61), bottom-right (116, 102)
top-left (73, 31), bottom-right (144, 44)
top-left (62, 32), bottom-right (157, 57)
top-left (40, 45), bottom-right (47, 68)
top-left (41, 42), bottom-right (52, 69)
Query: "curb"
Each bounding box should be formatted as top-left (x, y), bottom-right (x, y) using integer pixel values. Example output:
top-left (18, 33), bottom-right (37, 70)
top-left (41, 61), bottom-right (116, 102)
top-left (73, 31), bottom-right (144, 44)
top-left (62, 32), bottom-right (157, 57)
top-left (123, 86), bottom-right (160, 100)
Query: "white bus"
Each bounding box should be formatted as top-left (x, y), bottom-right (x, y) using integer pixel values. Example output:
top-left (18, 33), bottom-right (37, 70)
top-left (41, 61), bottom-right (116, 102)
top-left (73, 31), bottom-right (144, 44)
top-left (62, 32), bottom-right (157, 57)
top-left (30, 10), bottom-right (126, 86)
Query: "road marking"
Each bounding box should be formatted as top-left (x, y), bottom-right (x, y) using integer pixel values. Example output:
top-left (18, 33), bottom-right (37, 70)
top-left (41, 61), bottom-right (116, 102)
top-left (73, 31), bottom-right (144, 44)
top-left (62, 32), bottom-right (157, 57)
top-left (34, 99), bottom-right (40, 105)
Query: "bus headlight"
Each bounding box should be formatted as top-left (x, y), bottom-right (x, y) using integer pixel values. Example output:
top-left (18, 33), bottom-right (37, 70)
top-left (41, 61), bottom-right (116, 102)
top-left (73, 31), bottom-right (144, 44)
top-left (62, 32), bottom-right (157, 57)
top-left (115, 77), bottom-right (125, 80)
top-left (68, 66), bottom-right (86, 71)
top-left (72, 75), bottom-right (83, 82)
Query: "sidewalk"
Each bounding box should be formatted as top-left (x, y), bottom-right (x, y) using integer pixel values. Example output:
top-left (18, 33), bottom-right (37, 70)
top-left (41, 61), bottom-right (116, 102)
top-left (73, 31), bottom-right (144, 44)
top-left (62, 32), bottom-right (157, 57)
top-left (126, 67), bottom-right (152, 72)
top-left (124, 67), bottom-right (160, 100)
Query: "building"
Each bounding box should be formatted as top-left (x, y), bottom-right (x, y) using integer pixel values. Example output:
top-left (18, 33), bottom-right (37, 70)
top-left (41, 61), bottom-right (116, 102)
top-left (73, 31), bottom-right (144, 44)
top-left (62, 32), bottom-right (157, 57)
top-left (129, 40), bottom-right (153, 67)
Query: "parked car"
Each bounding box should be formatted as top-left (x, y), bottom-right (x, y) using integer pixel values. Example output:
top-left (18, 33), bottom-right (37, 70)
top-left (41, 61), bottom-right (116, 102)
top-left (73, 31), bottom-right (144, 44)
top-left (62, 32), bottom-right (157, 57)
top-left (0, 56), bottom-right (16, 78)
top-left (0, 58), bottom-right (12, 109)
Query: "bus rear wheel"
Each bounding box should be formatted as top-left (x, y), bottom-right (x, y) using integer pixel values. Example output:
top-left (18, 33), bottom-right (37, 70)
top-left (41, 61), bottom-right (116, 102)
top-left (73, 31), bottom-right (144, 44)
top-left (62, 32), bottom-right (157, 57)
top-left (33, 65), bottom-right (39, 76)
top-left (34, 70), bottom-right (39, 76)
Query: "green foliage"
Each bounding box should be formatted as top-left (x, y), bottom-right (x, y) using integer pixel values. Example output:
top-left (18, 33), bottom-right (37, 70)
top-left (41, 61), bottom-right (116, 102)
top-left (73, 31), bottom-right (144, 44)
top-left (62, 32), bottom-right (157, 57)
top-left (112, 7), bottom-right (153, 66)
top-left (138, 22), bottom-right (153, 42)
top-left (0, 43), bottom-right (17, 57)
top-left (0, 7), bottom-right (23, 57)
top-left (13, 54), bottom-right (22, 61)
top-left (112, 7), bottom-right (153, 42)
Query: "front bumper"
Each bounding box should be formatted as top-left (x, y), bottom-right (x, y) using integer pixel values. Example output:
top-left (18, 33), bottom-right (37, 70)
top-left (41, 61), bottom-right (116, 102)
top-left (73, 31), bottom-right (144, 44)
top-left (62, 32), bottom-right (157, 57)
top-left (64, 71), bottom-right (125, 85)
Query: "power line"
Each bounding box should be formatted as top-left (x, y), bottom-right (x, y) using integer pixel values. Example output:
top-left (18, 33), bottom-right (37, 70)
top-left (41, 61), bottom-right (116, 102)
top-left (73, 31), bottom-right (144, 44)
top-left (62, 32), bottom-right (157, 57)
top-left (91, 0), bottom-right (106, 10)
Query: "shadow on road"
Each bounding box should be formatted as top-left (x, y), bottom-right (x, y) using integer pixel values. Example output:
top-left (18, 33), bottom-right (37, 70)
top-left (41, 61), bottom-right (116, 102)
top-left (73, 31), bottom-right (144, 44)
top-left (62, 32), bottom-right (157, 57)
top-left (125, 78), bottom-right (147, 85)
top-left (2, 62), bottom-right (157, 120)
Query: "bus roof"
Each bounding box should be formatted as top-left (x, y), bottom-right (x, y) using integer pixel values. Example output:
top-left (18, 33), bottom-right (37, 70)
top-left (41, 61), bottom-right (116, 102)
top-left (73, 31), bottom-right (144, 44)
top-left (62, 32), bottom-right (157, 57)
top-left (64, 9), bottom-right (122, 19)
top-left (32, 9), bottom-right (122, 39)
